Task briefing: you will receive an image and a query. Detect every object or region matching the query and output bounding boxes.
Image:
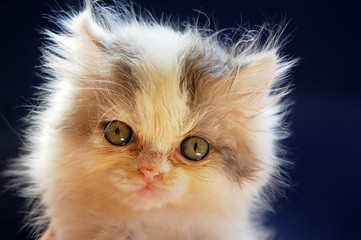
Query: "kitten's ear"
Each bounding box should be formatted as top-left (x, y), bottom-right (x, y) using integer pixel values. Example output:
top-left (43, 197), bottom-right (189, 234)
top-left (232, 51), bottom-right (278, 102)
top-left (69, 7), bottom-right (109, 54)
top-left (48, 6), bottom-right (114, 80)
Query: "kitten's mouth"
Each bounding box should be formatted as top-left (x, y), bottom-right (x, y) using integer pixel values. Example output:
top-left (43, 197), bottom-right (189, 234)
top-left (137, 183), bottom-right (162, 198)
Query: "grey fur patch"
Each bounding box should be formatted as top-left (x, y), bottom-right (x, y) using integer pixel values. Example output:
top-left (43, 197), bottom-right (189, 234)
top-left (216, 147), bottom-right (243, 183)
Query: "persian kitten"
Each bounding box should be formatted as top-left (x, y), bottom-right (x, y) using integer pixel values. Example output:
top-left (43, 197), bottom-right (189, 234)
top-left (11, 1), bottom-right (296, 239)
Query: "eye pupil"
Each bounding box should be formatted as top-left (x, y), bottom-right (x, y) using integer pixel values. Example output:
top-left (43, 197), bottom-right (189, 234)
top-left (104, 121), bottom-right (133, 146)
top-left (180, 136), bottom-right (209, 161)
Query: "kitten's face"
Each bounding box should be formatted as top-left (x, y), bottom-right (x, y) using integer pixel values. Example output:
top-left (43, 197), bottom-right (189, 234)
top-left (59, 69), bottom-right (252, 212)
top-left (44, 13), bottom-right (281, 214)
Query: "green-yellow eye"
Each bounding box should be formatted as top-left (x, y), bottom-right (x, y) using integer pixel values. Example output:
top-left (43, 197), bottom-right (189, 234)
top-left (180, 136), bottom-right (210, 161)
top-left (104, 121), bottom-right (133, 146)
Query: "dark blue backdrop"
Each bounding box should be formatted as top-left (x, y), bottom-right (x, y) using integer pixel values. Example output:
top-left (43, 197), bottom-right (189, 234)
top-left (1, 0), bottom-right (361, 239)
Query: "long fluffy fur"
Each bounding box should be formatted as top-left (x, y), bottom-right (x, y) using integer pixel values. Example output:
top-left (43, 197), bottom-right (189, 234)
top-left (9, 1), bottom-right (296, 239)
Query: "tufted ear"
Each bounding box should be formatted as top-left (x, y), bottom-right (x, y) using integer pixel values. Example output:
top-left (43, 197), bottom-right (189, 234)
top-left (44, 6), bottom-right (115, 83)
top-left (67, 8), bottom-right (109, 57)
top-left (232, 52), bottom-right (278, 102)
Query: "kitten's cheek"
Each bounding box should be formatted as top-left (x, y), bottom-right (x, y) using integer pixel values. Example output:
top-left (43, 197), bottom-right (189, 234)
top-left (107, 168), bottom-right (133, 191)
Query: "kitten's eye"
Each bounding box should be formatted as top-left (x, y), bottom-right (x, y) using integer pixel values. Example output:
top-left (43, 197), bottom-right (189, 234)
top-left (180, 136), bottom-right (210, 161)
top-left (104, 121), bottom-right (133, 146)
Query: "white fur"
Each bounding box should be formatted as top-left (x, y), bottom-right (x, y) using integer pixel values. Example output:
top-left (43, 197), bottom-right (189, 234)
top-left (12, 1), bottom-right (296, 239)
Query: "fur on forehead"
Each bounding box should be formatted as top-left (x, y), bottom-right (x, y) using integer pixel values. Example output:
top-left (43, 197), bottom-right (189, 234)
top-left (45, 0), bottom-right (294, 89)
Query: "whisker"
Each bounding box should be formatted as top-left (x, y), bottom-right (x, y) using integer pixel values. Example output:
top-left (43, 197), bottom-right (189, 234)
top-left (77, 78), bottom-right (134, 96)
top-left (72, 86), bottom-right (124, 97)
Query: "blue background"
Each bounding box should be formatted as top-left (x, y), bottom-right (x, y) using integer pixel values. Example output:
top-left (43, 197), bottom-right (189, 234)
top-left (1, 0), bottom-right (361, 239)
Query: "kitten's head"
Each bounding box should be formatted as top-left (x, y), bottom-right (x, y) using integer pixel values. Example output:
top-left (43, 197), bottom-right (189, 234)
top-left (30, 2), bottom-right (295, 217)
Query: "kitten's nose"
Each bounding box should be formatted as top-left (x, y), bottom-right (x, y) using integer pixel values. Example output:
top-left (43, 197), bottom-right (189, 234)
top-left (138, 168), bottom-right (161, 183)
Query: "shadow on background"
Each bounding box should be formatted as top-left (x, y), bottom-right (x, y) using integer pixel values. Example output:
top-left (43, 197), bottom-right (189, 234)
top-left (1, 0), bottom-right (360, 239)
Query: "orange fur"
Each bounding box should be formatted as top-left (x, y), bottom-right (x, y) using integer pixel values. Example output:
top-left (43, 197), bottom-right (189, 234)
top-left (11, 1), bottom-right (296, 239)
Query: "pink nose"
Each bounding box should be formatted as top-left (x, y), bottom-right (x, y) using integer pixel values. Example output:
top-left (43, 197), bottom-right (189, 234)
top-left (138, 168), bottom-right (161, 183)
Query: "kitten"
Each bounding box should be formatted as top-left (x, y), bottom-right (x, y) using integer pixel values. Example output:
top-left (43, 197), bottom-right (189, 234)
top-left (11, 1), bottom-right (296, 239)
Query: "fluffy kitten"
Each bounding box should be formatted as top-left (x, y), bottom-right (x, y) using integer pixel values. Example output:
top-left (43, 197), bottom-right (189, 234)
top-left (12, 1), bottom-right (295, 239)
